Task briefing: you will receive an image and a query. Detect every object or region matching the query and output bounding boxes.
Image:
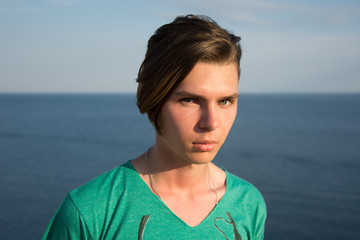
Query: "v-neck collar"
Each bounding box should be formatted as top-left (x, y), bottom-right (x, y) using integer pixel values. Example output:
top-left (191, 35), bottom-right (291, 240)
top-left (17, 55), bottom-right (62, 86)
top-left (126, 160), bottom-right (229, 228)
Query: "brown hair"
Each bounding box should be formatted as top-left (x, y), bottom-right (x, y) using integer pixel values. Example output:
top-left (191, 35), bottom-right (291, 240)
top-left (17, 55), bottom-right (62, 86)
top-left (136, 14), bottom-right (241, 134)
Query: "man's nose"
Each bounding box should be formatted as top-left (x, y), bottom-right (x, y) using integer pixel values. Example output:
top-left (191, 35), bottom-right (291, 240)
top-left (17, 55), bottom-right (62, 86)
top-left (198, 105), bottom-right (219, 131)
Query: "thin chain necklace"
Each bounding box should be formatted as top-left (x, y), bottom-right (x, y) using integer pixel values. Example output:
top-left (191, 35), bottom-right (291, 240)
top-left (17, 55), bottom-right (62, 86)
top-left (145, 148), bottom-right (219, 205)
top-left (208, 162), bottom-right (219, 205)
top-left (146, 148), bottom-right (161, 198)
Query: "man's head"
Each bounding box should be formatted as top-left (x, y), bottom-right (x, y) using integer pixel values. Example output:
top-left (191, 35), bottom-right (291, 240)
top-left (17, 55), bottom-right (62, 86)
top-left (136, 14), bottom-right (241, 134)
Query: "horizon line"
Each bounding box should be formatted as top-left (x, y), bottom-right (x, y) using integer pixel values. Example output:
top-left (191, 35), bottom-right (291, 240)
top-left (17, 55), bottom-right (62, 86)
top-left (1, 91), bottom-right (360, 95)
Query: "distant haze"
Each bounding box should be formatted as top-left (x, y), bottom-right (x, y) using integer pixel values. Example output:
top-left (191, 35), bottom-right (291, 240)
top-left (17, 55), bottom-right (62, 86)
top-left (1, 0), bottom-right (359, 93)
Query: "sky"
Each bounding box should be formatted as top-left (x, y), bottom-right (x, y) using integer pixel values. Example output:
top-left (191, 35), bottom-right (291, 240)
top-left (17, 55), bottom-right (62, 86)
top-left (0, 0), bottom-right (359, 93)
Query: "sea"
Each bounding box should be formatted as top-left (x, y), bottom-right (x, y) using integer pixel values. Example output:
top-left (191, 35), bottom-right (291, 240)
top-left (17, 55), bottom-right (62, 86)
top-left (0, 93), bottom-right (359, 240)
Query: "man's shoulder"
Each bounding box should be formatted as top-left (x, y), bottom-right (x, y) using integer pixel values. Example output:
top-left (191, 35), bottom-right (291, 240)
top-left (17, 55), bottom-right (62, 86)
top-left (69, 160), bottom-right (134, 206)
top-left (225, 171), bottom-right (266, 205)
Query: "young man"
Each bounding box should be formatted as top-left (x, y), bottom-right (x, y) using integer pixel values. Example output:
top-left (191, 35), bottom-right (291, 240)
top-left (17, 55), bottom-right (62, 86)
top-left (43, 15), bottom-right (266, 239)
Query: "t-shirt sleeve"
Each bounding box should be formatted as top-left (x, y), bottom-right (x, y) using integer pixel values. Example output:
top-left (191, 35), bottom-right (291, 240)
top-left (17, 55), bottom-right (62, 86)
top-left (42, 194), bottom-right (92, 240)
top-left (253, 192), bottom-right (267, 240)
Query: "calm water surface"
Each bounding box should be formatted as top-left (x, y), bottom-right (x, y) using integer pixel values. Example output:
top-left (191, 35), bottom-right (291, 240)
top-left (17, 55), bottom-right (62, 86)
top-left (0, 94), bottom-right (359, 240)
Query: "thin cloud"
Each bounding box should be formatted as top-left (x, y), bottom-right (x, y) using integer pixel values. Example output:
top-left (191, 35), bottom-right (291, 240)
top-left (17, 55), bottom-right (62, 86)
top-left (0, 0), bottom-right (41, 13)
top-left (161, 0), bottom-right (360, 28)
top-left (0, 0), bottom-right (80, 13)
top-left (44, 0), bottom-right (80, 6)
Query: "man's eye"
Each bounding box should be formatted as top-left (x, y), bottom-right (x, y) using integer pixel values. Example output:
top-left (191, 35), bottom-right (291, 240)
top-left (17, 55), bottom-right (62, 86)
top-left (219, 99), bottom-right (233, 105)
top-left (181, 98), bottom-right (193, 103)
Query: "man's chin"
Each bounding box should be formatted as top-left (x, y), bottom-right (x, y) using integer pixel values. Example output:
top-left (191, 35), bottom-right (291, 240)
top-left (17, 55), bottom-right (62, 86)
top-left (184, 151), bottom-right (219, 165)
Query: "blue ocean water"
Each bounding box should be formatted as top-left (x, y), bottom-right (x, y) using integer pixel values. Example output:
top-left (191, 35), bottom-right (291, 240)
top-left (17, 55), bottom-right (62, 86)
top-left (0, 94), bottom-right (359, 240)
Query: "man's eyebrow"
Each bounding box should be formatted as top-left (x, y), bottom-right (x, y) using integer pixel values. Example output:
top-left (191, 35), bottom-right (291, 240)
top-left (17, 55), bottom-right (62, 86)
top-left (173, 91), bottom-right (203, 99)
top-left (222, 93), bottom-right (239, 99)
top-left (173, 91), bottom-right (239, 100)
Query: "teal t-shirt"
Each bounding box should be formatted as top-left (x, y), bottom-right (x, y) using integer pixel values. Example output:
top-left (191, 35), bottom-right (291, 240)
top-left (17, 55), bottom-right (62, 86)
top-left (43, 161), bottom-right (266, 239)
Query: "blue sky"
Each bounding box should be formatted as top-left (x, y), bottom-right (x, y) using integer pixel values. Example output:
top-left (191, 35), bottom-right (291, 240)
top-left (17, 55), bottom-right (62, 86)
top-left (0, 0), bottom-right (359, 93)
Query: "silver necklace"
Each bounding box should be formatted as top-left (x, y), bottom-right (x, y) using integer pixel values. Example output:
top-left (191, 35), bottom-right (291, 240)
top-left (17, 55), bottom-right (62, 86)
top-left (146, 148), bottom-right (161, 198)
top-left (208, 162), bottom-right (219, 205)
top-left (145, 148), bottom-right (218, 205)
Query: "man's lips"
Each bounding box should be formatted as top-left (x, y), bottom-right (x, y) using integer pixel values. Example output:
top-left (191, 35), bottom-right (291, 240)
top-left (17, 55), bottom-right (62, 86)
top-left (192, 141), bottom-right (218, 151)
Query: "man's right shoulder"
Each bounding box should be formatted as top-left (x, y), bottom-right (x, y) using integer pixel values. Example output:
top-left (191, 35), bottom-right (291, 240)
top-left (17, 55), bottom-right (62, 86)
top-left (68, 160), bottom-right (133, 206)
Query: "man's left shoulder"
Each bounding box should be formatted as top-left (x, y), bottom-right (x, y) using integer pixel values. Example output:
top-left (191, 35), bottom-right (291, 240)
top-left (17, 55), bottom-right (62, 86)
top-left (226, 171), bottom-right (265, 204)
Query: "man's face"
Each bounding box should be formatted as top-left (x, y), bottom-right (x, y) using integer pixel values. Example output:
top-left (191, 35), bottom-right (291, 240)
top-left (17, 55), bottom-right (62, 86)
top-left (156, 62), bottom-right (239, 165)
